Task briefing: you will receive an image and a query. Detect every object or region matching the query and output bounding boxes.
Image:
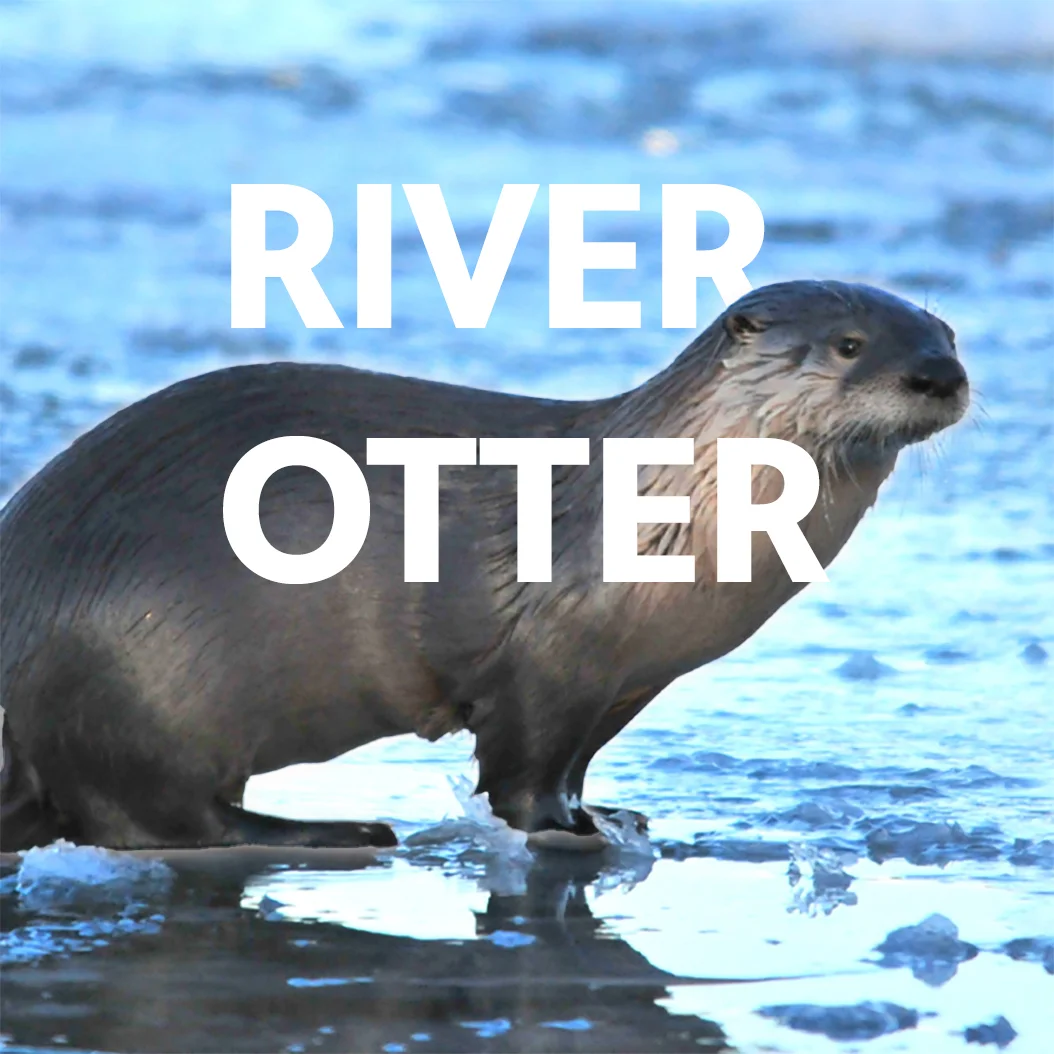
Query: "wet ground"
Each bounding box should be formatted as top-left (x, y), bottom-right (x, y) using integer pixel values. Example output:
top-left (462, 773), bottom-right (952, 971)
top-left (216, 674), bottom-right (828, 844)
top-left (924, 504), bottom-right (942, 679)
top-left (1, 1), bottom-right (1053, 1051)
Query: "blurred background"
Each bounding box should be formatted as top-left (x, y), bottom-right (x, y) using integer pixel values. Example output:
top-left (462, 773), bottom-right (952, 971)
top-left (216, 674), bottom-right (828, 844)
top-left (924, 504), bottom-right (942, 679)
top-left (3, 0), bottom-right (1052, 493)
top-left (2, 2), bottom-right (1052, 1053)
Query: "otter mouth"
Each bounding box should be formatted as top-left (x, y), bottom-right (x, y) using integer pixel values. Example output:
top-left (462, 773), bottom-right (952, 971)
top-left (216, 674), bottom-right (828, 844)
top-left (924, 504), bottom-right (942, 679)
top-left (830, 387), bottom-right (969, 462)
top-left (830, 359), bottom-right (970, 459)
top-left (898, 382), bottom-right (971, 443)
top-left (888, 406), bottom-right (966, 447)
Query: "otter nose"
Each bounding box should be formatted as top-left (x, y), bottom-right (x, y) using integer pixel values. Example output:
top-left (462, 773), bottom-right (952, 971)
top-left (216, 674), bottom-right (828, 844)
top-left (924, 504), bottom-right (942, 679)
top-left (903, 354), bottom-right (967, 400)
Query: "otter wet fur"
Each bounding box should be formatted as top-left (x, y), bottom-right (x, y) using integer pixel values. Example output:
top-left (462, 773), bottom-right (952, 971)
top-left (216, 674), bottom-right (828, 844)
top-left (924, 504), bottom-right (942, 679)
top-left (0, 280), bottom-right (969, 853)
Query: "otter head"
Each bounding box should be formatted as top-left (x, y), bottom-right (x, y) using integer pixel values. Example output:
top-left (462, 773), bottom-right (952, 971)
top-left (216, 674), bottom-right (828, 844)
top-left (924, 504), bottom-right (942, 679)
top-left (715, 280), bottom-right (969, 465)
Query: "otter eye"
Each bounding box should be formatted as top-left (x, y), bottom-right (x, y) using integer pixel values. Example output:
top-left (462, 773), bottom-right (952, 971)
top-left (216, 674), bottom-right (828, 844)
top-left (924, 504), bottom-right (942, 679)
top-left (836, 337), bottom-right (864, 359)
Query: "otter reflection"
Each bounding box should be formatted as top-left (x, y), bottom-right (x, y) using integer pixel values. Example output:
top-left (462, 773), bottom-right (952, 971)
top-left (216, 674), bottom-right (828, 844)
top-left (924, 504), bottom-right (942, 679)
top-left (1, 852), bottom-right (728, 1053)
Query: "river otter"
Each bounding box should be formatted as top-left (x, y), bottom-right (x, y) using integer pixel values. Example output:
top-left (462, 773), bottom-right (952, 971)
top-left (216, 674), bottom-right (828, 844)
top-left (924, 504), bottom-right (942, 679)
top-left (0, 280), bottom-right (968, 852)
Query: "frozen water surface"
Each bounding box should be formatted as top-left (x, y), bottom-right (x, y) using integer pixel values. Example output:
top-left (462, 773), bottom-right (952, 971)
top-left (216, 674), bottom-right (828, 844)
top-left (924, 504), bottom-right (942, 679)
top-left (2, 0), bottom-right (1052, 1051)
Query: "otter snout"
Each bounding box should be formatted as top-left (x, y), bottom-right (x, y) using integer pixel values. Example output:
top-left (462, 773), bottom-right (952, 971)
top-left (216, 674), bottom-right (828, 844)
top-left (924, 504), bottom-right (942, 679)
top-left (902, 352), bottom-right (968, 402)
top-left (886, 346), bottom-right (970, 445)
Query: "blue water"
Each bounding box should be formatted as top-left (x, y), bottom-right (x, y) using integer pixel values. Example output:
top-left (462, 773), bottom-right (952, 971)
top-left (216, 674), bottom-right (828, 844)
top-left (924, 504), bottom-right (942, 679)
top-left (2, 2), bottom-right (1052, 1052)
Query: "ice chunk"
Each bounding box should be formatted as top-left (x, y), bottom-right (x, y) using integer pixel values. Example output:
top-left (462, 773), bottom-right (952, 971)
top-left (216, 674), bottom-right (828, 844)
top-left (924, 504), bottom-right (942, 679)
top-left (589, 807), bottom-right (656, 861)
top-left (1020, 641), bottom-right (1047, 664)
top-left (787, 842), bottom-right (857, 915)
top-left (16, 839), bottom-right (173, 914)
top-left (964, 1015), bottom-right (1018, 1048)
top-left (836, 651), bottom-right (896, 680)
top-left (401, 776), bottom-right (534, 894)
top-left (1007, 839), bottom-right (1054, 868)
top-left (405, 776), bottom-right (533, 863)
top-left (660, 838), bottom-right (791, 863)
top-left (875, 913), bottom-right (978, 985)
top-left (1, 912), bottom-right (166, 965)
top-left (745, 758), bottom-right (861, 781)
top-left (758, 1001), bottom-right (918, 1040)
top-left (767, 799), bottom-right (863, 828)
top-left (3, 841), bottom-right (171, 965)
top-left (1002, 936), bottom-right (1054, 974)
top-left (447, 776), bottom-right (533, 861)
top-left (866, 818), bottom-right (1002, 864)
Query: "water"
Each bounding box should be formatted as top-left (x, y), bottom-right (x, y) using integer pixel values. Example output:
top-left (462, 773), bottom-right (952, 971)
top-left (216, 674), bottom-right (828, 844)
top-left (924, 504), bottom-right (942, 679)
top-left (1, 1), bottom-right (1052, 1051)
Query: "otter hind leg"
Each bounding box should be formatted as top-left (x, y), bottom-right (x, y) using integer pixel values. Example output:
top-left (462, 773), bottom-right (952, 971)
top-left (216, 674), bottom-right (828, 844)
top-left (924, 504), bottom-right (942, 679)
top-left (5, 635), bottom-right (396, 851)
top-left (211, 801), bottom-right (397, 849)
top-left (1, 719), bottom-right (76, 852)
top-left (26, 792), bottom-right (397, 851)
top-left (61, 795), bottom-right (396, 851)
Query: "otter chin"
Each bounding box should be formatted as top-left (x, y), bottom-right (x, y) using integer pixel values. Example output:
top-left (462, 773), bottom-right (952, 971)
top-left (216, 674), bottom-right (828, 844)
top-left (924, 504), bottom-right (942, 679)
top-left (1, 280), bottom-right (968, 853)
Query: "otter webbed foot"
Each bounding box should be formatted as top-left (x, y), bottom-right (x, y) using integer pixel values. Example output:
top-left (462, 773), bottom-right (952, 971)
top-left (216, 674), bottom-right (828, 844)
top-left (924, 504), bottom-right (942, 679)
top-left (515, 797), bottom-right (650, 852)
top-left (484, 788), bottom-right (604, 851)
top-left (214, 802), bottom-right (397, 849)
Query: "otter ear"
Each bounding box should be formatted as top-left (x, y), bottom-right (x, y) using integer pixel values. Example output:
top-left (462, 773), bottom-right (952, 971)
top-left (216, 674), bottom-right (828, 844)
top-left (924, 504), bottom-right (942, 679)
top-left (724, 312), bottom-right (767, 342)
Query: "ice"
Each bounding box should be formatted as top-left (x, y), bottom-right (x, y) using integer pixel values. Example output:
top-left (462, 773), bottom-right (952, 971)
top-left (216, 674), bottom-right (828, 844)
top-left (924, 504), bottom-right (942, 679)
top-left (649, 751), bottom-right (738, 773)
top-left (587, 846), bottom-right (656, 897)
top-left (787, 843), bottom-right (858, 915)
top-left (875, 913), bottom-right (978, 986)
top-left (660, 838), bottom-right (791, 863)
top-left (404, 776), bottom-right (533, 862)
top-left (2, 2), bottom-right (1053, 1050)
top-left (767, 799), bottom-right (863, 828)
top-left (865, 818), bottom-right (1002, 864)
top-left (964, 1015), bottom-right (1018, 1048)
top-left (1, 912), bottom-right (166, 965)
top-left (1002, 936), bottom-right (1054, 974)
top-left (408, 779), bottom-right (654, 862)
top-left (1007, 839), bottom-right (1054, 868)
top-left (744, 759), bottom-right (862, 781)
top-left (923, 766), bottom-right (1035, 790)
top-left (2, 841), bottom-right (171, 965)
top-left (400, 776), bottom-right (535, 895)
top-left (758, 1001), bottom-right (919, 1040)
top-left (15, 839), bottom-right (173, 914)
top-left (836, 651), bottom-right (897, 680)
top-left (447, 775), bottom-right (533, 862)
top-left (589, 808), bottom-right (656, 861)
top-left (1021, 641), bottom-right (1048, 664)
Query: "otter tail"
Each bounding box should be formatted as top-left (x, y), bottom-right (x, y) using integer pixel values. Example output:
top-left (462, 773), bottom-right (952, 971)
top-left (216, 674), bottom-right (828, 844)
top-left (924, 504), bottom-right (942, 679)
top-left (0, 713), bottom-right (65, 853)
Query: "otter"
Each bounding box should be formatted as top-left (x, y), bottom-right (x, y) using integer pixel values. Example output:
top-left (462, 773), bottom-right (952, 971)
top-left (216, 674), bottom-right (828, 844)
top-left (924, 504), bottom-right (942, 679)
top-left (0, 280), bottom-right (969, 852)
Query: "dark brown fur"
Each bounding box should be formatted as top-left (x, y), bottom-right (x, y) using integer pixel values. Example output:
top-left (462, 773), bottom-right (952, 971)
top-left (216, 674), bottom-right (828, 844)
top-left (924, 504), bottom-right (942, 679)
top-left (0, 281), bottom-right (968, 851)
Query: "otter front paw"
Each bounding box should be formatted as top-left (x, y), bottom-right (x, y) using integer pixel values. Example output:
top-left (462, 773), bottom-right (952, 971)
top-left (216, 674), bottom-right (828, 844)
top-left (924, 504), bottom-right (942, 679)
top-left (517, 795), bottom-right (608, 851)
top-left (524, 803), bottom-right (650, 852)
